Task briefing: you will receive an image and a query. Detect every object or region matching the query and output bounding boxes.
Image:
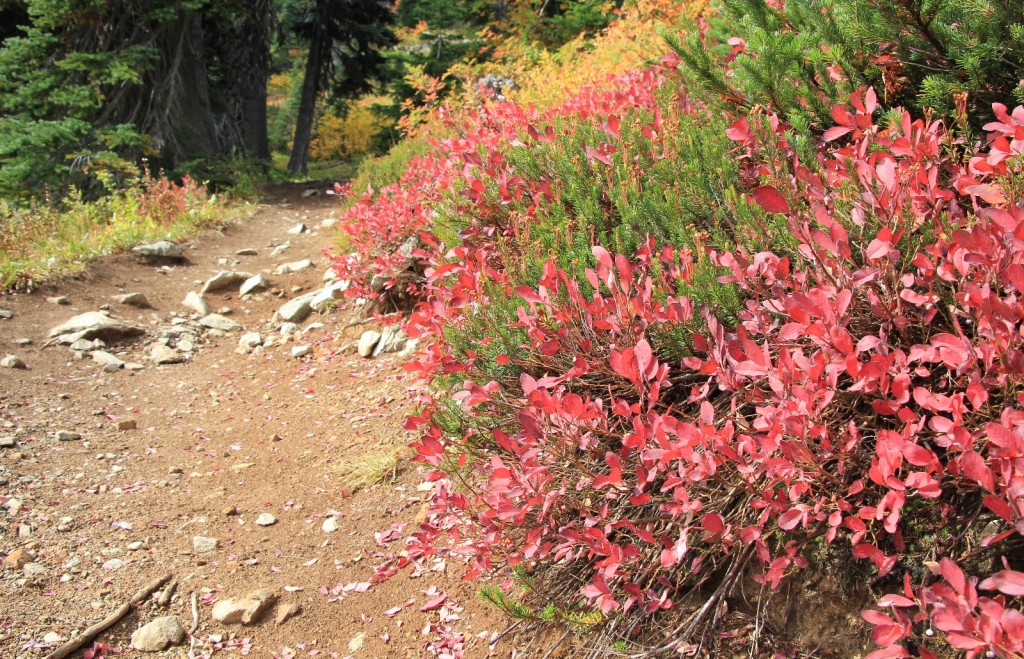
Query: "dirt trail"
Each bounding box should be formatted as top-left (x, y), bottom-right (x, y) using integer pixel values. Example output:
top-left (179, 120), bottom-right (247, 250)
top-left (0, 186), bottom-right (509, 658)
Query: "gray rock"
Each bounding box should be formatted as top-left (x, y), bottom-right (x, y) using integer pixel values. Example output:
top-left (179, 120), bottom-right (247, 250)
top-left (255, 513), bottom-right (277, 526)
top-left (133, 241), bottom-right (183, 259)
top-left (321, 517), bottom-right (340, 533)
top-left (291, 345), bottom-right (311, 359)
top-left (236, 248), bottom-right (259, 256)
top-left (372, 325), bottom-right (409, 358)
top-left (357, 330), bottom-right (381, 358)
top-left (115, 292), bottom-right (150, 308)
top-left (131, 616), bottom-right (185, 652)
top-left (199, 314), bottom-right (242, 332)
top-left (47, 296), bottom-right (69, 305)
top-left (192, 536), bottom-right (218, 554)
top-left (0, 310), bottom-right (12, 319)
top-left (279, 322), bottom-right (298, 335)
top-left (301, 188), bottom-right (319, 198)
top-left (286, 223), bottom-right (306, 235)
top-left (125, 362), bottom-right (145, 371)
top-left (55, 430), bottom-right (81, 442)
top-left (369, 273), bottom-right (391, 293)
top-left (274, 259), bottom-right (312, 276)
top-left (181, 291), bottom-right (210, 315)
top-left (239, 274), bottom-right (269, 297)
top-left (271, 243), bottom-right (290, 257)
top-left (70, 339), bottom-right (99, 351)
top-left (200, 271), bottom-right (254, 295)
top-left (151, 344), bottom-right (185, 364)
top-left (211, 589), bottom-right (277, 625)
top-left (310, 280), bottom-right (350, 312)
top-left (0, 437), bottom-right (15, 449)
top-left (91, 351), bottom-right (124, 369)
top-left (48, 312), bottom-right (144, 343)
top-left (323, 268), bottom-right (339, 282)
top-left (1, 354), bottom-right (26, 369)
top-left (277, 291), bottom-right (318, 323)
top-left (276, 602), bottom-right (302, 625)
top-left (239, 333), bottom-right (263, 350)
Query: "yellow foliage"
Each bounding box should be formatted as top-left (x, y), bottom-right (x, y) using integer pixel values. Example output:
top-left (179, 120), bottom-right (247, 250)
top-left (309, 98), bottom-right (386, 161)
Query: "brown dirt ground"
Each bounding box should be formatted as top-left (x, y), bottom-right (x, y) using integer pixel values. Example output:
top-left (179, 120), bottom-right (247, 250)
top-left (0, 185), bottom-right (514, 659)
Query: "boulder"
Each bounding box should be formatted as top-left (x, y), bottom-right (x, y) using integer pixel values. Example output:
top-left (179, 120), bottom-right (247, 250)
top-left (133, 241), bottom-right (183, 259)
top-left (115, 292), bottom-right (150, 308)
top-left (1, 354), bottom-right (26, 369)
top-left (182, 291), bottom-right (210, 315)
top-left (277, 291), bottom-right (318, 323)
top-left (131, 616), bottom-right (185, 652)
top-left (48, 312), bottom-right (144, 344)
top-left (357, 330), bottom-right (381, 358)
top-left (274, 259), bottom-right (312, 276)
top-left (199, 314), bottom-right (242, 332)
top-left (211, 589), bottom-right (277, 625)
top-left (372, 325), bottom-right (409, 357)
top-left (239, 274), bottom-right (269, 297)
top-left (151, 345), bottom-right (185, 364)
top-left (200, 271), bottom-right (254, 295)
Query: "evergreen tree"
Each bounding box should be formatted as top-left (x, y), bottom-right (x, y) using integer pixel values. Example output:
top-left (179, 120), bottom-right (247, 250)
top-left (284, 0), bottom-right (396, 175)
top-left (671, 0), bottom-right (1024, 134)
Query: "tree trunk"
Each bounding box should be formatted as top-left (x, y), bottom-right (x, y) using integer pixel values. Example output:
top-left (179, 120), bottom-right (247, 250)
top-left (287, 15), bottom-right (326, 175)
top-left (239, 0), bottom-right (271, 160)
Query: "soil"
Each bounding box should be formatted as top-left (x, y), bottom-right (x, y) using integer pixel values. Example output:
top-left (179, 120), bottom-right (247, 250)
top-left (0, 185), bottom-right (511, 659)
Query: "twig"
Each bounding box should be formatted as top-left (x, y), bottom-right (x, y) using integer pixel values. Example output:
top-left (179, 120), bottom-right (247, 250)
top-left (489, 619), bottom-right (524, 645)
top-left (540, 628), bottom-right (571, 659)
top-left (189, 591), bottom-right (200, 634)
top-left (158, 578), bottom-right (177, 608)
top-left (46, 573), bottom-right (172, 659)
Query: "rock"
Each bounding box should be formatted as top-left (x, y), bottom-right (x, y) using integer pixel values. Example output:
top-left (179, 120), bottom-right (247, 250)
top-left (3, 549), bottom-right (28, 569)
top-left (255, 513), bottom-right (277, 526)
top-left (239, 274), bottom-right (269, 297)
top-left (48, 312), bottom-right (145, 344)
top-left (200, 271), bottom-right (254, 295)
top-left (291, 345), bottom-right (311, 359)
top-left (211, 589), bottom-right (277, 625)
top-left (23, 562), bottom-right (47, 576)
top-left (0, 436), bottom-right (15, 448)
top-left (323, 268), bottom-right (339, 282)
top-left (236, 248), bottom-right (259, 256)
top-left (43, 631), bottom-right (61, 645)
top-left (115, 292), bottom-right (150, 308)
top-left (125, 362), bottom-right (145, 371)
top-left (301, 188), bottom-right (319, 198)
top-left (321, 517), bottom-right (340, 533)
top-left (15, 338), bottom-right (31, 346)
top-left (47, 296), bottom-right (69, 305)
top-left (286, 223), bottom-right (306, 235)
top-left (348, 632), bottom-right (366, 652)
top-left (310, 280), bottom-right (350, 312)
top-left (279, 322), bottom-right (298, 335)
top-left (238, 333), bottom-right (263, 351)
top-left (397, 234), bottom-right (420, 259)
top-left (199, 314), bottom-right (242, 332)
top-left (277, 291), bottom-right (317, 323)
top-left (1, 354), bottom-right (26, 369)
top-left (357, 330), bottom-right (381, 358)
top-left (271, 243), bottom-right (290, 256)
top-left (56, 430), bottom-right (81, 441)
top-left (117, 419), bottom-right (137, 431)
top-left (192, 536), bottom-right (218, 554)
top-left (372, 325), bottom-right (409, 357)
top-left (133, 241), bottom-right (183, 259)
top-left (182, 291), bottom-right (210, 315)
top-left (369, 273), bottom-right (391, 293)
top-left (274, 259), bottom-right (312, 275)
top-left (71, 339), bottom-right (98, 351)
top-left (131, 616), bottom-right (185, 652)
top-left (222, 506), bottom-right (238, 516)
top-left (151, 344), bottom-right (185, 364)
top-left (0, 309), bottom-right (12, 319)
top-left (276, 602), bottom-right (302, 625)
top-left (91, 351), bottom-right (124, 369)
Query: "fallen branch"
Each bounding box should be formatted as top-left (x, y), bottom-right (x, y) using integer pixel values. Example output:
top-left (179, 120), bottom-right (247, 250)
top-left (158, 578), bottom-right (177, 607)
top-left (46, 573), bottom-right (172, 659)
top-left (190, 591), bottom-right (200, 634)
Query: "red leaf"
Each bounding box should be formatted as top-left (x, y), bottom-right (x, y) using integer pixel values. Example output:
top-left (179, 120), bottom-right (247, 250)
top-left (420, 592), bottom-right (448, 611)
top-left (979, 569), bottom-right (1024, 596)
top-left (778, 509), bottom-right (803, 530)
top-left (824, 125), bottom-right (854, 142)
top-left (701, 513), bottom-right (725, 535)
top-left (939, 558), bottom-right (967, 596)
top-left (959, 450), bottom-right (994, 492)
top-left (877, 594), bottom-right (916, 608)
top-left (749, 186), bottom-right (791, 214)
